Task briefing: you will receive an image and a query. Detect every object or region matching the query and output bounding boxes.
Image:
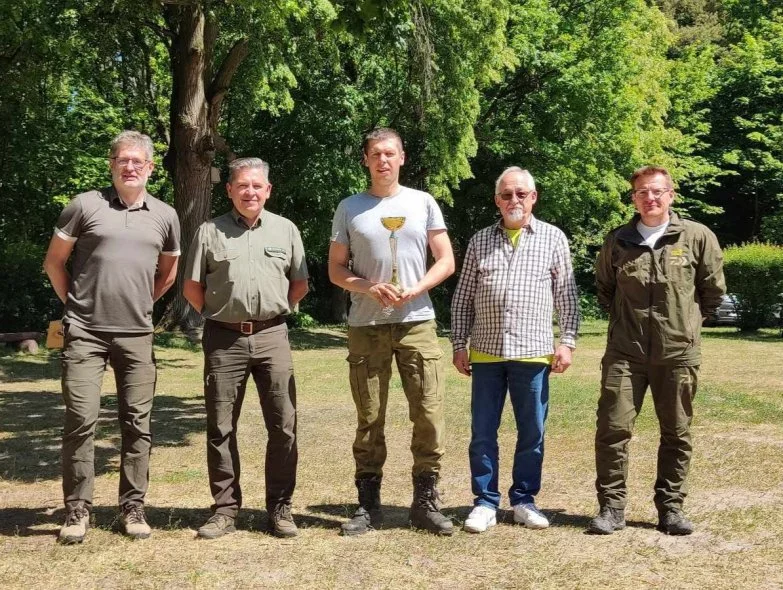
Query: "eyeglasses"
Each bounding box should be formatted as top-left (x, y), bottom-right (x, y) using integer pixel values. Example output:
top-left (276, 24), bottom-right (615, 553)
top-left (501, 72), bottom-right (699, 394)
top-left (111, 157), bottom-right (150, 170)
top-left (632, 188), bottom-right (671, 199)
top-left (497, 190), bottom-right (535, 202)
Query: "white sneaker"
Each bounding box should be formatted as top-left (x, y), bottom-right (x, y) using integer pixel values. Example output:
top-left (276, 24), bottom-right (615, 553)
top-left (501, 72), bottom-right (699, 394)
top-left (463, 505), bottom-right (497, 533)
top-left (513, 503), bottom-right (549, 529)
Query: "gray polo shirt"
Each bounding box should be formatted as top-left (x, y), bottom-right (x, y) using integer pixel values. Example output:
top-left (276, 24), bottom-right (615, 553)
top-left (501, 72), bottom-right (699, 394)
top-left (55, 186), bottom-right (181, 333)
top-left (185, 209), bottom-right (308, 322)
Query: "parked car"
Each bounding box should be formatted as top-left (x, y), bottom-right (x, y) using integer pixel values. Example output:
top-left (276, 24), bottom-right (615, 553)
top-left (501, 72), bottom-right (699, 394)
top-left (704, 294), bottom-right (738, 326)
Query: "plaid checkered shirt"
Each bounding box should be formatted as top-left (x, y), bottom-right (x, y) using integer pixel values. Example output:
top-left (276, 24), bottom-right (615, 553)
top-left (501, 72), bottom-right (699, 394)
top-left (450, 216), bottom-right (580, 357)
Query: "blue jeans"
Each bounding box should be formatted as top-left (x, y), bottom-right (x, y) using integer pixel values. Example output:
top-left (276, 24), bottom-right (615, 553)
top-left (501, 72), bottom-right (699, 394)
top-left (469, 361), bottom-right (550, 509)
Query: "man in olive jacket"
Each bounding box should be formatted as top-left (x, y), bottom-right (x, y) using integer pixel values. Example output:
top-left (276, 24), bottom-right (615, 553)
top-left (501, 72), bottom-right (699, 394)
top-left (589, 166), bottom-right (725, 536)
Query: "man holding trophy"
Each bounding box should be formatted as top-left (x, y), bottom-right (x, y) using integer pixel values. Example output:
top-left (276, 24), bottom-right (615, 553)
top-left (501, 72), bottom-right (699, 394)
top-left (328, 128), bottom-right (455, 536)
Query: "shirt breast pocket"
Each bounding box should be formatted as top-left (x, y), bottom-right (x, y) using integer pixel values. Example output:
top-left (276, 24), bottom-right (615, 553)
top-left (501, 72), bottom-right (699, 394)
top-left (264, 247), bottom-right (289, 276)
top-left (212, 249), bottom-right (239, 262)
top-left (210, 249), bottom-right (240, 282)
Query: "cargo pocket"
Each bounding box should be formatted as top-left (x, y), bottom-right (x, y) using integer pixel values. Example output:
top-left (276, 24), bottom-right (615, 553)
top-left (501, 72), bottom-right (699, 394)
top-left (418, 350), bottom-right (444, 401)
top-left (347, 353), bottom-right (378, 424)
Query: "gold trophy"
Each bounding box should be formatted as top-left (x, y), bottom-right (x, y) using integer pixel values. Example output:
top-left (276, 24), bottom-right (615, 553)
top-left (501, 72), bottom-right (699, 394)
top-left (380, 216), bottom-right (406, 314)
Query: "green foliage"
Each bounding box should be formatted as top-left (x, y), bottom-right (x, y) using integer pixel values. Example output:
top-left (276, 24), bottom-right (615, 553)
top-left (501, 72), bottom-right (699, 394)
top-left (579, 292), bottom-right (608, 321)
top-left (723, 243), bottom-right (783, 331)
top-left (0, 242), bottom-right (59, 332)
top-left (287, 311), bottom-right (318, 329)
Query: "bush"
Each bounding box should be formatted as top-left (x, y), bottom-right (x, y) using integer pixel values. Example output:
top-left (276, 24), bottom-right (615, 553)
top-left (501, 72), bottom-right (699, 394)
top-left (287, 311), bottom-right (318, 329)
top-left (0, 241), bottom-right (60, 333)
top-left (723, 243), bottom-right (783, 331)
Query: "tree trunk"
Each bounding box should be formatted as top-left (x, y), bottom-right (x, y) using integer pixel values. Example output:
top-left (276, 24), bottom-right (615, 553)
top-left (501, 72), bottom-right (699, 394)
top-left (162, 4), bottom-right (213, 336)
top-left (157, 3), bottom-right (248, 336)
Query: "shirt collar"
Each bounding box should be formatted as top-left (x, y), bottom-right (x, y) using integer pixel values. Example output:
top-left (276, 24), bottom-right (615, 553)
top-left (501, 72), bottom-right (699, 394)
top-left (107, 186), bottom-right (149, 210)
top-left (231, 208), bottom-right (263, 229)
top-left (494, 214), bottom-right (537, 235)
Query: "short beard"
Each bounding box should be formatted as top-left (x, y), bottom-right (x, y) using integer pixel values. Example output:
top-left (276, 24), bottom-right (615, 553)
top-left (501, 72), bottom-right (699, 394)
top-left (505, 209), bottom-right (525, 222)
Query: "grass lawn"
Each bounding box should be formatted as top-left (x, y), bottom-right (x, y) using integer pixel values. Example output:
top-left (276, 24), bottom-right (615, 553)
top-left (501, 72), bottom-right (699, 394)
top-left (1, 321), bottom-right (782, 589)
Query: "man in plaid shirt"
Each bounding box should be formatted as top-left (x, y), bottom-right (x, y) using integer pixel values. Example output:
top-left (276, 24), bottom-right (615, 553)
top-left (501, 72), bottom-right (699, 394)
top-left (451, 167), bottom-right (580, 533)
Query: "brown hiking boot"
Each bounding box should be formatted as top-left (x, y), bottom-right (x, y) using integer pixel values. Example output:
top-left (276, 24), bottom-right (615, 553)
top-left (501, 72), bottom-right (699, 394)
top-left (657, 509), bottom-right (694, 535)
top-left (588, 506), bottom-right (626, 535)
top-left (120, 505), bottom-right (151, 539)
top-left (409, 472), bottom-right (453, 536)
top-left (197, 513), bottom-right (236, 539)
top-left (58, 503), bottom-right (90, 545)
top-left (268, 504), bottom-right (298, 538)
top-left (341, 475), bottom-right (384, 536)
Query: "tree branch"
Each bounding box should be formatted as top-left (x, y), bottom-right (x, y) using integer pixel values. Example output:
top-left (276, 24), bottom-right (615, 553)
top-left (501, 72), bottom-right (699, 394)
top-left (206, 37), bottom-right (249, 131)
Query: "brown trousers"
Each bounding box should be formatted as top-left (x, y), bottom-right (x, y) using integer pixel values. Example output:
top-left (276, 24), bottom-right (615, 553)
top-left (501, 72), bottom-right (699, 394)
top-left (61, 322), bottom-right (156, 511)
top-left (202, 320), bottom-right (297, 517)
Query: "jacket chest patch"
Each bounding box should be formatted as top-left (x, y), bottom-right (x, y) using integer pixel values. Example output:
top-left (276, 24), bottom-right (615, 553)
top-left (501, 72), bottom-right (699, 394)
top-left (668, 248), bottom-right (690, 267)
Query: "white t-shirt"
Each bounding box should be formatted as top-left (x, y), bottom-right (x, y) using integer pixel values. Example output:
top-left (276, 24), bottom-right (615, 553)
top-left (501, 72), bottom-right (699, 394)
top-left (636, 220), bottom-right (669, 248)
top-left (331, 186), bottom-right (447, 326)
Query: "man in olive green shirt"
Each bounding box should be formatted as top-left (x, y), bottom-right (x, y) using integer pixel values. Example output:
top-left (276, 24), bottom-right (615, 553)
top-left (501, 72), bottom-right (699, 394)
top-left (184, 157), bottom-right (308, 539)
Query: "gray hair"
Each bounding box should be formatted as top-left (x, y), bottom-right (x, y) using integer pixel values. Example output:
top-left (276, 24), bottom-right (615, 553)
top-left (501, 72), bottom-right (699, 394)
top-left (228, 157), bottom-right (270, 183)
top-left (110, 130), bottom-right (154, 160)
top-left (494, 166), bottom-right (536, 194)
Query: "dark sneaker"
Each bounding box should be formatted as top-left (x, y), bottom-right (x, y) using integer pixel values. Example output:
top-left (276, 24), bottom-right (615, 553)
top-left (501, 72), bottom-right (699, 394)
top-left (268, 504), bottom-right (298, 538)
top-left (197, 513), bottom-right (236, 539)
top-left (657, 509), bottom-right (694, 535)
top-left (120, 505), bottom-right (151, 539)
top-left (588, 506), bottom-right (626, 535)
top-left (58, 503), bottom-right (90, 545)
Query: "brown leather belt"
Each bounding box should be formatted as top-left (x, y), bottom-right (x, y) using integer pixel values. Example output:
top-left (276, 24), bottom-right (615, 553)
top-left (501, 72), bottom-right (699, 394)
top-left (210, 316), bottom-right (285, 335)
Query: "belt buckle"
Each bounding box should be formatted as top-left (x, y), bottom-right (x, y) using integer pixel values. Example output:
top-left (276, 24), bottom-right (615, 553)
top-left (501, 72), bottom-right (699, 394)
top-left (240, 321), bottom-right (253, 335)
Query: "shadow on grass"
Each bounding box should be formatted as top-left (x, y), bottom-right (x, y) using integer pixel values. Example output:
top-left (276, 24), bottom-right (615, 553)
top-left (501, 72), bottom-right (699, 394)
top-left (0, 505), bottom-right (341, 538)
top-left (309, 504), bottom-right (420, 530)
top-left (0, 350), bottom-right (198, 382)
top-left (702, 328), bottom-right (783, 341)
top-left (0, 350), bottom-right (60, 382)
top-left (0, 391), bottom-right (206, 482)
top-left (289, 329), bottom-right (348, 351)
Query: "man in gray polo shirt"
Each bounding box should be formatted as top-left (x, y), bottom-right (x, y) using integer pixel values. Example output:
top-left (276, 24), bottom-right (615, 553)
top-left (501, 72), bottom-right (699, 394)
top-left (184, 157), bottom-right (308, 540)
top-left (329, 127), bottom-right (455, 536)
top-left (43, 131), bottom-right (181, 544)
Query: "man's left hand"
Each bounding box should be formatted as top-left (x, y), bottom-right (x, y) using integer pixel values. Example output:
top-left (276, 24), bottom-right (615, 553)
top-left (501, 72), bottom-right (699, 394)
top-left (395, 284), bottom-right (425, 306)
top-left (551, 345), bottom-right (573, 374)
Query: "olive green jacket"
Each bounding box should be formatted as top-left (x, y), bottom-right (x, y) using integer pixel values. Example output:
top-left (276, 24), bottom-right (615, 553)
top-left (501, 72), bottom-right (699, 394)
top-left (596, 212), bottom-right (725, 365)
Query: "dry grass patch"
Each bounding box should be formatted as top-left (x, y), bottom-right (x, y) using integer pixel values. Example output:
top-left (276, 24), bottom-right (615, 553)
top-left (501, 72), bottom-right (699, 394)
top-left (1, 323), bottom-right (782, 589)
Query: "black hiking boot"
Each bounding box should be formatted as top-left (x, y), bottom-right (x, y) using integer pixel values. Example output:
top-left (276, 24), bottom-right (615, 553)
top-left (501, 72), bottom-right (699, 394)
top-left (409, 472), bottom-right (453, 536)
top-left (341, 475), bottom-right (383, 536)
top-left (657, 509), bottom-right (694, 535)
top-left (588, 506), bottom-right (626, 535)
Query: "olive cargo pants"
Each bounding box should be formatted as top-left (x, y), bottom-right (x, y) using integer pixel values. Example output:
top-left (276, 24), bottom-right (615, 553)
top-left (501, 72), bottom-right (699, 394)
top-left (595, 356), bottom-right (698, 513)
top-left (347, 319), bottom-right (445, 478)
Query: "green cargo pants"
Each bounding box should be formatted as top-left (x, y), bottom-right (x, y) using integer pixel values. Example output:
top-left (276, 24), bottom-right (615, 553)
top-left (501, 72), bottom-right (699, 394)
top-left (347, 319), bottom-right (445, 478)
top-left (595, 356), bottom-right (698, 513)
top-left (61, 322), bottom-right (156, 512)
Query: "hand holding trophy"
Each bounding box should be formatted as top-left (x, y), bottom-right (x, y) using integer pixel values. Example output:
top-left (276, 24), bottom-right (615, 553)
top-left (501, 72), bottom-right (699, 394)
top-left (380, 216), bottom-right (406, 315)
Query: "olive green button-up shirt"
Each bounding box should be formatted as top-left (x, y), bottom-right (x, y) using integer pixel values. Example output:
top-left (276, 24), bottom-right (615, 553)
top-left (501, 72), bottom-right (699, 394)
top-left (185, 209), bottom-right (308, 322)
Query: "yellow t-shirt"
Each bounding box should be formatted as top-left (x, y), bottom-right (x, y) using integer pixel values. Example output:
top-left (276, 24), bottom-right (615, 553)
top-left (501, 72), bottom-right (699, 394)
top-left (469, 225), bottom-right (552, 365)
